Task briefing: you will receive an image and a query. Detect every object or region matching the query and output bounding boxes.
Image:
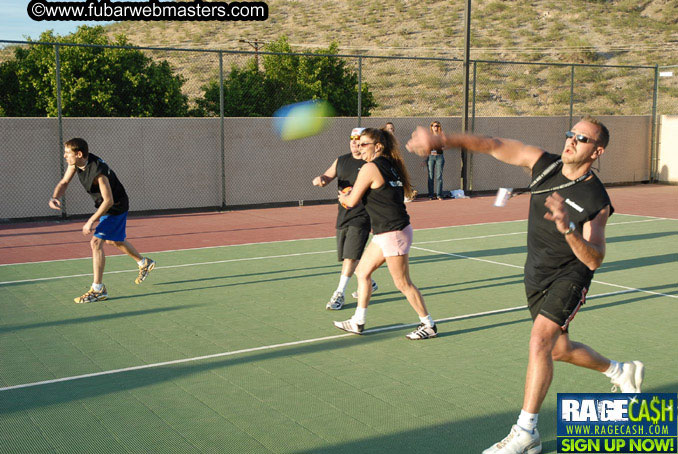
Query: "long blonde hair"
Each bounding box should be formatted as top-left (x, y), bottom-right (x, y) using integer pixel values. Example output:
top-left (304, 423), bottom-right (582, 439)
top-left (361, 127), bottom-right (414, 198)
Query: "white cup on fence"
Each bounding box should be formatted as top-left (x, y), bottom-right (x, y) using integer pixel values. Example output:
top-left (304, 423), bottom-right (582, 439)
top-left (494, 187), bottom-right (513, 207)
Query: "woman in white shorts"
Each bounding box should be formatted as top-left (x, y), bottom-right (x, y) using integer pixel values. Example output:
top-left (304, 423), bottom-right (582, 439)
top-left (335, 127), bottom-right (437, 340)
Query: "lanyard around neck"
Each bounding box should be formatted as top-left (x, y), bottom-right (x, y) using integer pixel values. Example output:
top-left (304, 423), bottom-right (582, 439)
top-left (529, 159), bottom-right (591, 195)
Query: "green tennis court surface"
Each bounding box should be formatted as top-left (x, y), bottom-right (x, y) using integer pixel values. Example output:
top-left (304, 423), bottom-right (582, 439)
top-left (1, 214), bottom-right (676, 453)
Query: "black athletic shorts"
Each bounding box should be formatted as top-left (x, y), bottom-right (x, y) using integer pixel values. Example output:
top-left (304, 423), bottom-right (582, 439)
top-left (336, 226), bottom-right (370, 261)
top-left (526, 279), bottom-right (588, 331)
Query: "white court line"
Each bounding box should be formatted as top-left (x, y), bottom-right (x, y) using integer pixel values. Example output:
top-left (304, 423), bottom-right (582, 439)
top-left (0, 288), bottom-right (638, 393)
top-left (0, 250), bottom-right (336, 286)
top-left (3, 212), bottom-right (669, 267)
top-left (0, 217), bottom-right (670, 286)
top-left (411, 246), bottom-right (678, 300)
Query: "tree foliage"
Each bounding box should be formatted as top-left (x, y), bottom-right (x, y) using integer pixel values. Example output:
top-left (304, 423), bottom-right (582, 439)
top-left (195, 37), bottom-right (376, 117)
top-left (0, 26), bottom-right (189, 117)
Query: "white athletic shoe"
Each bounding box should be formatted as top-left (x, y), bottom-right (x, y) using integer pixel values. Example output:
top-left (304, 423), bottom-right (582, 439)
top-left (611, 361), bottom-right (645, 393)
top-left (333, 318), bottom-right (364, 335)
top-left (405, 323), bottom-right (437, 340)
top-left (483, 425), bottom-right (541, 454)
top-left (351, 280), bottom-right (378, 299)
top-left (326, 291), bottom-right (345, 310)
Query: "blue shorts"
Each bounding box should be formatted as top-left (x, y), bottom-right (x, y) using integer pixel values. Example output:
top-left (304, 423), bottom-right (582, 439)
top-left (94, 211), bottom-right (128, 242)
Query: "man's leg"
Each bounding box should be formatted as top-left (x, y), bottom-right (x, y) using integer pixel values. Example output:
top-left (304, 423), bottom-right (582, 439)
top-left (333, 241), bottom-right (384, 334)
top-left (109, 240), bottom-right (142, 262)
top-left (92, 236), bottom-right (105, 285)
top-left (523, 315), bottom-right (562, 413)
top-left (553, 333), bottom-right (645, 393)
top-left (552, 333), bottom-right (610, 372)
top-left (108, 240), bottom-right (155, 284)
top-left (74, 236), bottom-right (108, 303)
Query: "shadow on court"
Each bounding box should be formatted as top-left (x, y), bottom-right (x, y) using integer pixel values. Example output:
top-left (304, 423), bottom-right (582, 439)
top-left (597, 253), bottom-right (678, 273)
top-left (2, 285), bottom-right (666, 417)
top-left (0, 304), bottom-right (204, 335)
top-left (289, 381), bottom-right (678, 454)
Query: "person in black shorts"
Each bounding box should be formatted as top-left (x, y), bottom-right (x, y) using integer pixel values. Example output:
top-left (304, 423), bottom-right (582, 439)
top-left (335, 127), bottom-right (437, 340)
top-left (407, 116), bottom-right (644, 453)
top-left (313, 128), bottom-right (377, 310)
top-left (49, 138), bottom-right (155, 303)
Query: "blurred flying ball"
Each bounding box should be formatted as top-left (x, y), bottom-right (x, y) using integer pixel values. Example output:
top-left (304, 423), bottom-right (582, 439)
top-left (340, 186), bottom-right (352, 209)
top-left (273, 100), bottom-right (334, 141)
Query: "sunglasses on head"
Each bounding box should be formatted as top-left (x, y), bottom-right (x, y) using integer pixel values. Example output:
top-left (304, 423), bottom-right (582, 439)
top-left (566, 131), bottom-right (596, 144)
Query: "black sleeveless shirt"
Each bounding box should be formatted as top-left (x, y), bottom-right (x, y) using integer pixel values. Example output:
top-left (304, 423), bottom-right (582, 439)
top-left (77, 153), bottom-right (129, 216)
top-left (336, 153), bottom-right (370, 230)
top-left (362, 156), bottom-right (410, 234)
top-left (524, 152), bottom-right (613, 292)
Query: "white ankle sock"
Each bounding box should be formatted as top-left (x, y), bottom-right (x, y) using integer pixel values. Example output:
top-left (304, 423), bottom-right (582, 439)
top-left (517, 410), bottom-right (538, 433)
top-left (353, 307), bottom-right (367, 324)
top-left (92, 283), bottom-right (104, 292)
top-left (419, 314), bottom-right (435, 328)
top-left (604, 360), bottom-right (622, 378)
top-left (137, 258), bottom-right (145, 266)
top-left (336, 275), bottom-right (350, 294)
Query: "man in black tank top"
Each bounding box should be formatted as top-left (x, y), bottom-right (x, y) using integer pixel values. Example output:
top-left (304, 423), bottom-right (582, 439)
top-left (407, 117), bottom-right (644, 454)
top-left (312, 128), bottom-right (377, 310)
top-left (49, 138), bottom-right (156, 304)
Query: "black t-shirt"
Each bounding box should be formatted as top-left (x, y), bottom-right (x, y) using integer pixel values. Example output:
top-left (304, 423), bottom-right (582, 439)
top-left (524, 152), bottom-right (613, 291)
top-left (77, 153), bottom-right (129, 216)
top-left (336, 153), bottom-right (371, 229)
top-left (362, 156), bottom-right (410, 234)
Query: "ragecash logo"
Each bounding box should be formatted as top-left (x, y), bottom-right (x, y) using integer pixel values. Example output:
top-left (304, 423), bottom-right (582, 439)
top-left (557, 393), bottom-right (677, 453)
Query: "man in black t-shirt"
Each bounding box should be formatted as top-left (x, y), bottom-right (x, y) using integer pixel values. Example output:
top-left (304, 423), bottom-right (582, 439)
top-left (49, 138), bottom-right (155, 304)
top-left (312, 128), bottom-right (377, 310)
top-left (407, 117), bottom-right (644, 454)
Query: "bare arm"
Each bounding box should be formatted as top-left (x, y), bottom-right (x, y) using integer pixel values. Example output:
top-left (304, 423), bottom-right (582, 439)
top-left (312, 159), bottom-right (338, 187)
top-left (82, 174), bottom-right (114, 235)
top-left (407, 126), bottom-right (544, 170)
top-left (337, 162), bottom-right (383, 209)
top-left (544, 192), bottom-right (609, 270)
top-left (48, 165), bottom-right (77, 209)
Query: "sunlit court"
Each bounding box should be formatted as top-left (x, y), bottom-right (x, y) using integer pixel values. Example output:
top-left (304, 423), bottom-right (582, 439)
top-left (1, 185), bottom-right (676, 453)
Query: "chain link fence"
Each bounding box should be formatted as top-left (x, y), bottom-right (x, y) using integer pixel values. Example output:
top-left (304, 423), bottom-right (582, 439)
top-left (0, 40), bottom-right (668, 221)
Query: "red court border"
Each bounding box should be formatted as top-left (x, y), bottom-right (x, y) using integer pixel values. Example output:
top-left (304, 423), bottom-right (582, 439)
top-left (0, 184), bottom-right (676, 265)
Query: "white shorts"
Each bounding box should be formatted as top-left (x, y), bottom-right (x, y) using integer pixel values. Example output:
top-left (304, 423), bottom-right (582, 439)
top-left (371, 224), bottom-right (413, 257)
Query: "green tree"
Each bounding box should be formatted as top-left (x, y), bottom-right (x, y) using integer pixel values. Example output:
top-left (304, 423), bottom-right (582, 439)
top-left (196, 37), bottom-right (376, 117)
top-left (0, 26), bottom-right (189, 117)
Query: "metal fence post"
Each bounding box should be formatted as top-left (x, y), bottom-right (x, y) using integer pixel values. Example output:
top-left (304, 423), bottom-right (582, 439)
top-left (55, 44), bottom-right (66, 219)
top-left (357, 56), bottom-right (362, 126)
top-left (569, 65), bottom-right (575, 129)
top-left (219, 51), bottom-right (226, 208)
top-left (460, 0), bottom-right (472, 193)
top-left (650, 65), bottom-right (659, 183)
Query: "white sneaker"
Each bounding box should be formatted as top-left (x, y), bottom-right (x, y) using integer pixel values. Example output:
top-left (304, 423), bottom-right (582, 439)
top-left (351, 280), bottom-right (378, 299)
top-left (333, 318), bottom-right (364, 335)
top-left (483, 425), bottom-right (541, 454)
top-left (611, 361), bottom-right (645, 393)
top-left (326, 291), bottom-right (345, 310)
top-left (405, 323), bottom-right (437, 340)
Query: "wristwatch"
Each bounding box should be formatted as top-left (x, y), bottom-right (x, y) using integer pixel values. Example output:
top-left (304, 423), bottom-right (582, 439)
top-left (564, 221), bottom-right (576, 235)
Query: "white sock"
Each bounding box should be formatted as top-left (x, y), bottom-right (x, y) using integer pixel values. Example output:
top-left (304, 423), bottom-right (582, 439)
top-left (419, 314), bottom-right (435, 328)
top-left (336, 275), bottom-right (350, 294)
top-left (604, 360), bottom-right (622, 378)
top-left (517, 410), bottom-right (538, 433)
top-left (92, 283), bottom-right (104, 292)
top-left (137, 258), bottom-right (145, 266)
top-left (353, 307), bottom-right (367, 325)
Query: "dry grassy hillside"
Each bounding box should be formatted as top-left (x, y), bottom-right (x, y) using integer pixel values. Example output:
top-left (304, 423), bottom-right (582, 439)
top-left (102, 0), bottom-right (678, 116)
